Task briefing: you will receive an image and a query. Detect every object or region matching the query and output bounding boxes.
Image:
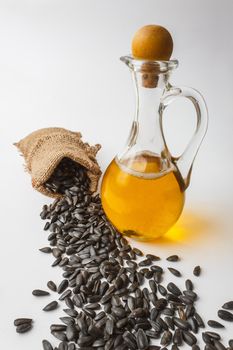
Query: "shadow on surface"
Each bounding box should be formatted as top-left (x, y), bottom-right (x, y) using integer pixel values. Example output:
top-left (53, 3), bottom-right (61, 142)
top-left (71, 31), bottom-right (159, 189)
top-left (135, 209), bottom-right (218, 247)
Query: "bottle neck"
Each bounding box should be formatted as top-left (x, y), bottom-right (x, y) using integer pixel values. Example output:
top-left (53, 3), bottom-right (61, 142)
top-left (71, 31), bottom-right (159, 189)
top-left (131, 70), bottom-right (168, 153)
top-left (118, 56), bottom-right (177, 172)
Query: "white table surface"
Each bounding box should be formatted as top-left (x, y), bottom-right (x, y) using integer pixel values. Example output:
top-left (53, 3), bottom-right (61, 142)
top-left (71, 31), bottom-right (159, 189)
top-left (0, 0), bottom-right (233, 348)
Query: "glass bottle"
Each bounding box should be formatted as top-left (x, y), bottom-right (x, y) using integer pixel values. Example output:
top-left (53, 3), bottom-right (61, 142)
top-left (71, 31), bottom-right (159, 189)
top-left (101, 56), bottom-right (208, 241)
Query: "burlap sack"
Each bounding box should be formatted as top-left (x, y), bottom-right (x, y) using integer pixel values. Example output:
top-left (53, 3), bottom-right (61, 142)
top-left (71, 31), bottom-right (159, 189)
top-left (15, 127), bottom-right (101, 198)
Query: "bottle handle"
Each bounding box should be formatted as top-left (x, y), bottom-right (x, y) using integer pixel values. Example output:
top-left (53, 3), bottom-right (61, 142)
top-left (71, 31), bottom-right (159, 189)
top-left (159, 85), bottom-right (208, 189)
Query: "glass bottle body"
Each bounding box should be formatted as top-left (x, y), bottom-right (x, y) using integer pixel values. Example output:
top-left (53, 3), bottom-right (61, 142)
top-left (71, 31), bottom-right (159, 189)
top-left (101, 153), bottom-right (185, 241)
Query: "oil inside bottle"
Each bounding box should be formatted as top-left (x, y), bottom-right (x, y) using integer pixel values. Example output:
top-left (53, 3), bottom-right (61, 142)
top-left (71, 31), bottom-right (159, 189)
top-left (101, 152), bottom-right (185, 241)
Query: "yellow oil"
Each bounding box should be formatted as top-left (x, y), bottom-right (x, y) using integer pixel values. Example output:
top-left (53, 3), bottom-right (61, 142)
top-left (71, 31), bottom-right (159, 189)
top-left (101, 153), bottom-right (185, 241)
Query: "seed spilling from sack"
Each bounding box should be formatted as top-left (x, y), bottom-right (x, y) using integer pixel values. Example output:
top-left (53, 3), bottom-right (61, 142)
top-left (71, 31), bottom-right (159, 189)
top-left (14, 157), bottom-right (232, 349)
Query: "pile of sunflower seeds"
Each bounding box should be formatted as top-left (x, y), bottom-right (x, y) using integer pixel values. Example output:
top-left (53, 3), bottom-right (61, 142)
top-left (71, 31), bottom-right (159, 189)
top-left (15, 158), bottom-right (233, 350)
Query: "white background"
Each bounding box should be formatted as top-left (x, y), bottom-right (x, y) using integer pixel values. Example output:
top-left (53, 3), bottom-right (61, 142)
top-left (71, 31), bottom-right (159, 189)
top-left (0, 0), bottom-right (233, 348)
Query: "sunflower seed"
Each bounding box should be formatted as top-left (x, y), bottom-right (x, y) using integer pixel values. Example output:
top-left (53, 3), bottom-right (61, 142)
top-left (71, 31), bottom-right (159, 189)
top-left (59, 317), bottom-right (74, 326)
top-left (194, 312), bottom-right (205, 327)
top-left (32, 289), bottom-right (50, 296)
top-left (43, 301), bottom-right (59, 311)
top-left (66, 325), bottom-right (78, 341)
top-left (222, 301), bottom-right (233, 310)
top-left (193, 266), bottom-right (201, 276)
top-left (57, 280), bottom-right (69, 294)
top-left (173, 329), bottom-right (182, 346)
top-left (63, 309), bottom-right (77, 318)
top-left (136, 328), bottom-right (148, 349)
top-left (173, 317), bottom-right (190, 330)
top-left (52, 257), bottom-right (62, 267)
top-left (133, 248), bottom-right (143, 256)
top-left (158, 284), bottom-right (167, 296)
top-left (39, 247), bottom-right (52, 253)
top-left (59, 290), bottom-right (72, 301)
top-left (50, 324), bottom-right (67, 332)
top-left (51, 331), bottom-right (67, 341)
top-left (14, 318), bottom-right (32, 326)
top-left (204, 331), bottom-right (221, 340)
top-left (52, 248), bottom-right (63, 258)
top-left (47, 280), bottom-right (57, 292)
top-left (218, 309), bottom-right (233, 322)
top-left (185, 279), bottom-right (193, 291)
top-left (168, 267), bottom-right (181, 277)
top-left (182, 331), bottom-right (197, 346)
top-left (139, 258), bottom-right (152, 267)
top-left (207, 320), bottom-right (224, 328)
top-left (167, 255), bottom-right (179, 262)
top-left (161, 330), bottom-right (172, 346)
top-left (202, 332), bottom-right (212, 343)
top-left (16, 323), bottom-right (32, 333)
top-left (42, 340), bottom-right (54, 350)
top-left (189, 317), bottom-right (198, 334)
top-left (167, 282), bottom-right (181, 296)
top-left (105, 318), bottom-right (114, 335)
top-left (146, 254), bottom-right (160, 261)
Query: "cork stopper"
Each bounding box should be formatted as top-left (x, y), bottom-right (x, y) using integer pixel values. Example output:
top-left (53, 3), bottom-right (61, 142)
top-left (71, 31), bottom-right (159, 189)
top-left (132, 24), bottom-right (173, 88)
top-left (141, 62), bottom-right (159, 88)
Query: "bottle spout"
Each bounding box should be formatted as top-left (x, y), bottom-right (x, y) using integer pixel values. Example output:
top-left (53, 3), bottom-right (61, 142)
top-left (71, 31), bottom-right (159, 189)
top-left (120, 55), bottom-right (178, 72)
top-left (121, 55), bottom-right (178, 92)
